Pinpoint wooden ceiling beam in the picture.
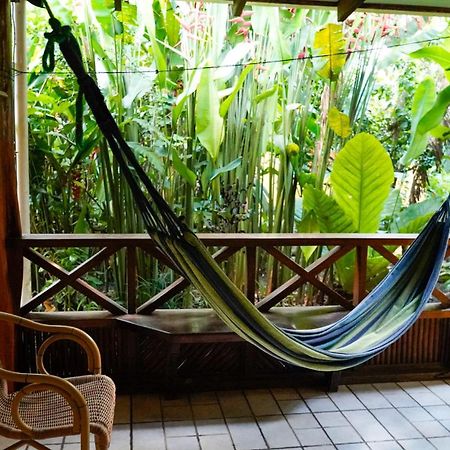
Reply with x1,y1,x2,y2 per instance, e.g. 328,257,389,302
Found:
232,0,247,17
337,0,366,21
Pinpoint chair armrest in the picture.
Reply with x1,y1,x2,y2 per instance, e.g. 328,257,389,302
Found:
0,366,90,439
0,312,102,374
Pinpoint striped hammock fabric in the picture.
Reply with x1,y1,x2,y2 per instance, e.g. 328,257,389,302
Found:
43,16,450,371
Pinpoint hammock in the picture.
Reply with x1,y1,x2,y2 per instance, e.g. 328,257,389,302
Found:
37,13,450,371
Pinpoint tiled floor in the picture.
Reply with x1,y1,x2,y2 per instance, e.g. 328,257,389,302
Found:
4,380,450,449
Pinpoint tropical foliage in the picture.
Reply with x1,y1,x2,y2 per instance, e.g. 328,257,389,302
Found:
25,1,450,310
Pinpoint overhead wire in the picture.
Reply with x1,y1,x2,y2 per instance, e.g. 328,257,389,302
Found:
4,33,450,78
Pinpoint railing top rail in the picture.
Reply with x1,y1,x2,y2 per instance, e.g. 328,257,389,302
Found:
17,233,446,248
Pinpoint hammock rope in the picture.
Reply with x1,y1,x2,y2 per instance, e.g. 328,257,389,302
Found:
38,11,450,371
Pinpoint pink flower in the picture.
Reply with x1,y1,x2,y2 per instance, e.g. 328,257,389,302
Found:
229,16,245,24
236,26,249,37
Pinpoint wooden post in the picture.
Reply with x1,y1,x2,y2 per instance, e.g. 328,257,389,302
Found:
14,0,31,306
337,0,366,21
0,0,22,370
352,245,367,305
246,246,256,304
127,245,137,314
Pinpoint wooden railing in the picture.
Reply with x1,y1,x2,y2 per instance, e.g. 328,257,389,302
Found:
18,233,450,316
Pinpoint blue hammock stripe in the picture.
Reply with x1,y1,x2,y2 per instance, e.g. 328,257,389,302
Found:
42,16,450,372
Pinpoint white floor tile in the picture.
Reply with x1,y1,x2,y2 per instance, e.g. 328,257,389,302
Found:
305,397,338,413
413,420,450,438
109,424,131,450
425,404,450,420
343,410,392,442
397,406,434,422
294,427,332,446
285,412,320,429
195,418,228,436
199,434,234,450
373,383,401,393
367,441,403,449
329,386,366,410
133,422,165,450
64,433,95,444
164,420,196,437
398,382,445,406
162,404,193,421
324,425,362,444
117,382,450,450
245,390,281,416
132,393,162,423
370,408,421,440
227,417,267,450
422,380,450,403
278,398,309,414
428,436,450,450
298,386,328,399
161,396,190,407
218,391,252,418
336,443,370,449
257,415,300,448
315,411,349,427
271,387,301,400
440,418,450,430
302,446,334,450
166,435,200,450
114,395,131,424
397,438,435,449
189,391,218,405
348,385,392,409
191,403,223,420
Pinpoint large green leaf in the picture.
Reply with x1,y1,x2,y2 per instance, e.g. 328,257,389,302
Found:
389,198,443,233
297,210,320,263
172,66,203,125
430,125,450,140
122,73,156,109
410,46,450,82
209,157,242,181
302,185,389,293
330,133,394,233
172,150,196,188
328,107,351,138
219,64,254,117
214,42,254,82
417,85,450,135
165,4,181,48
138,0,167,88
303,185,355,233
400,78,436,165
381,189,403,220
313,23,346,81
195,68,224,161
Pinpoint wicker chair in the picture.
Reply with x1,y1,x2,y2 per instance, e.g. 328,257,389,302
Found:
0,312,115,450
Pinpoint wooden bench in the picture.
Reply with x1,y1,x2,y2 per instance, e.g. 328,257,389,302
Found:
117,306,348,394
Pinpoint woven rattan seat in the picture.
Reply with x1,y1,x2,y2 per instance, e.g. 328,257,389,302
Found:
0,313,116,450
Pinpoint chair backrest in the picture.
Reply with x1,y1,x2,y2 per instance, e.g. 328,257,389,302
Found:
0,362,7,400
